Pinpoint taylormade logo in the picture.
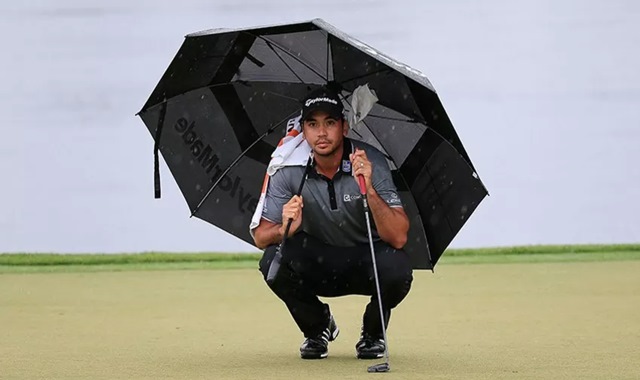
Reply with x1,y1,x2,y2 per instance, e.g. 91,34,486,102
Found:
305,97,338,107
173,117,258,215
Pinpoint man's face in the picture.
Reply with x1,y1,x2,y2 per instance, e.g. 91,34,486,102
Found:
302,111,348,157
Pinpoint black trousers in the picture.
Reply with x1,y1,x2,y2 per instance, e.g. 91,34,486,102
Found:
259,233,413,338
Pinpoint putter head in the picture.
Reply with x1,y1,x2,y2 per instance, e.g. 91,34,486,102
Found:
367,362,390,373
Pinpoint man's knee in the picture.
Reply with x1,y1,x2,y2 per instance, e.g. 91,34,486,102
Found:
375,246,413,302
258,245,278,282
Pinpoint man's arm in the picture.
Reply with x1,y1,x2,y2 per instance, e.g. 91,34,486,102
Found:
253,195,304,249
253,219,283,249
250,169,297,249
350,147,409,249
365,190,409,249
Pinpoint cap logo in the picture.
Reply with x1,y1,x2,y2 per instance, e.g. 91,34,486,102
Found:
305,97,338,107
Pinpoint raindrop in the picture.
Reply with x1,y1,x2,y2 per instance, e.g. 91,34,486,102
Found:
317,256,324,264
449,181,454,186
461,205,468,214
196,184,202,191
200,95,205,100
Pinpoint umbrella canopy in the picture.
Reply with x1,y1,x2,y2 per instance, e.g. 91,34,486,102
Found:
137,18,488,269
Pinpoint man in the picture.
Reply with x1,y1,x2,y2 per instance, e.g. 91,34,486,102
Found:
252,87,413,360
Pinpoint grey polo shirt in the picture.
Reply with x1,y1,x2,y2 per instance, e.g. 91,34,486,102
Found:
262,138,403,247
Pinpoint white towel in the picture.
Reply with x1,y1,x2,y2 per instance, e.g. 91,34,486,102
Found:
250,114,311,236
266,116,312,175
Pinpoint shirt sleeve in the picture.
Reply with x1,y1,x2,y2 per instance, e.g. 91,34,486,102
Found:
369,149,404,208
261,169,293,224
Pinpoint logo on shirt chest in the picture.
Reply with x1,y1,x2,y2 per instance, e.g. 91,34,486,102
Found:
343,193,362,202
341,160,352,173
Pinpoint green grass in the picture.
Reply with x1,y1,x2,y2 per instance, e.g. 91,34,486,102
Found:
0,252,262,266
445,243,640,256
2,261,640,379
1,244,639,273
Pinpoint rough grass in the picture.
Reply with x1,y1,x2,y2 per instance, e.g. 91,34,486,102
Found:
1,244,639,274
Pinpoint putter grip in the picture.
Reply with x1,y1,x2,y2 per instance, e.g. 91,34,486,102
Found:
357,175,366,195
265,218,293,285
265,249,281,284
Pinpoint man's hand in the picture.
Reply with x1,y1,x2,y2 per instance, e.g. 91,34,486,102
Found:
349,148,373,193
279,195,303,237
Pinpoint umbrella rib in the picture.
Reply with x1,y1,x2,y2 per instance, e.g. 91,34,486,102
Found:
356,117,396,163
262,39,306,84
365,113,420,123
191,109,302,216
257,35,328,82
326,31,331,81
338,68,393,87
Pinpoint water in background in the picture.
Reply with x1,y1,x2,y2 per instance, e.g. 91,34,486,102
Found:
1,0,639,253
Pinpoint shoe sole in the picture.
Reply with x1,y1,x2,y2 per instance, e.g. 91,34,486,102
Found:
357,352,384,360
301,351,329,359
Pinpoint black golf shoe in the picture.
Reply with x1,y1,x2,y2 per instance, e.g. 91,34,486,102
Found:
355,332,385,359
300,315,340,359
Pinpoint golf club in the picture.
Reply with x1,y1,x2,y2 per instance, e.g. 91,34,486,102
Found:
266,156,313,285
357,175,391,373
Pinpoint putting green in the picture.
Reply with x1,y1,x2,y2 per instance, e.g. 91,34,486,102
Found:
1,261,639,379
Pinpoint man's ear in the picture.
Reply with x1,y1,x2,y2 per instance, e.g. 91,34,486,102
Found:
342,119,350,137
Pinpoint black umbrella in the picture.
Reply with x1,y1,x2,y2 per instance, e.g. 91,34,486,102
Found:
137,18,487,269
